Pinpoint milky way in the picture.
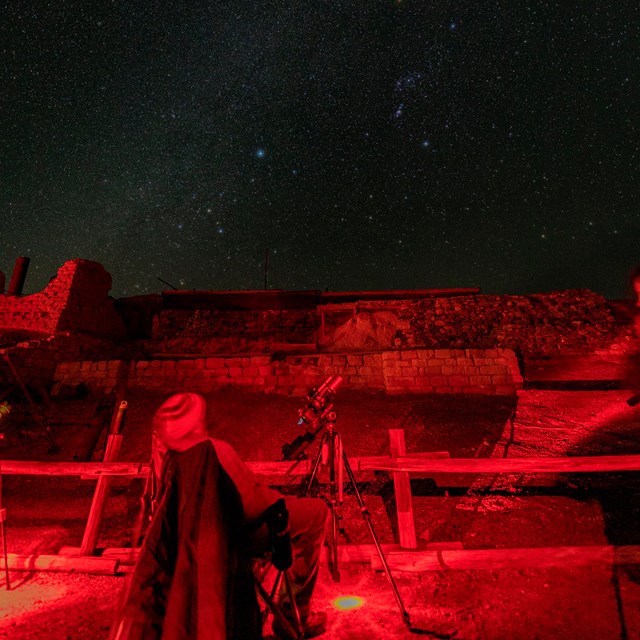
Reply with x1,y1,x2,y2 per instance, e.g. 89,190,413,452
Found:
2,2,638,298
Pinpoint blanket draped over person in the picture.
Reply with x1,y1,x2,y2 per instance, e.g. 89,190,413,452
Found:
113,440,262,640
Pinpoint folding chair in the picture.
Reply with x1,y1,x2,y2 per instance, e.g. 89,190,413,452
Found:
254,499,304,640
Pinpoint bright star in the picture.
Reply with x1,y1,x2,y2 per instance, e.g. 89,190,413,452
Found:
255,148,266,158
421,139,431,148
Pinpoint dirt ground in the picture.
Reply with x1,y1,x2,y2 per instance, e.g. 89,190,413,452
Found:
1,388,640,639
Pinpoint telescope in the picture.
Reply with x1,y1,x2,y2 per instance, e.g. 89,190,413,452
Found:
281,375,343,460
279,374,424,632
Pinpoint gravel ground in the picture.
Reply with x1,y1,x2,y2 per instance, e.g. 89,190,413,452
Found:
1,388,640,639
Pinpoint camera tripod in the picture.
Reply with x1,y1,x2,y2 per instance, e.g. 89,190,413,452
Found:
302,412,423,633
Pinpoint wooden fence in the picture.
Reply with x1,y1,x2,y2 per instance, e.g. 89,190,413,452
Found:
2,429,640,575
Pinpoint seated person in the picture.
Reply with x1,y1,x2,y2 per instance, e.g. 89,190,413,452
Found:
151,392,328,639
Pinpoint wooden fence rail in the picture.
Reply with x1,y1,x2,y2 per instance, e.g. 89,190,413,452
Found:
370,545,640,572
3,453,640,478
359,454,640,474
21,543,640,575
3,438,640,558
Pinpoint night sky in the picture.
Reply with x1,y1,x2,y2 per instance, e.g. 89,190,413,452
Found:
3,2,638,299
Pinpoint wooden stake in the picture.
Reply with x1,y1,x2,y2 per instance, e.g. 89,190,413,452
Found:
79,401,127,556
388,429,417,549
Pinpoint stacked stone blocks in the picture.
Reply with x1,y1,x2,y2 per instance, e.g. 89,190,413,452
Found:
54,348,522,396
0,259,125,339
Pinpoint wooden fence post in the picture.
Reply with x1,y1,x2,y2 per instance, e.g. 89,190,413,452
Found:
388,429,417,549
79,401,128,556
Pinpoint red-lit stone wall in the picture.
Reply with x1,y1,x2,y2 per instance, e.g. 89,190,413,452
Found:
147,290,620,358
0,259,126,339
1,334,132,387
0,259,128,388
150,308,319,353
54,347,522,396
403,289,618,356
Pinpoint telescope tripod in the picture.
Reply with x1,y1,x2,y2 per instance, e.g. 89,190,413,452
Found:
304,416,420,633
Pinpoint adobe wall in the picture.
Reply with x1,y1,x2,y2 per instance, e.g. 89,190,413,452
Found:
53,347,522,396
148,289,620,358
401,289,619,356
1,334,133,387
150,308,319,354
0,259,126,340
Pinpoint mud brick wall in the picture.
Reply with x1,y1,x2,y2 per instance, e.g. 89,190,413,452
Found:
54,348,522,396
1,333,130,387
0,259,125,339
144,289,621,358
150,309,319,353
401,289,618,356
1,343,60,387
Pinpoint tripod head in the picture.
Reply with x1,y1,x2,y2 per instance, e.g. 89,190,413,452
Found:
281,375,343,460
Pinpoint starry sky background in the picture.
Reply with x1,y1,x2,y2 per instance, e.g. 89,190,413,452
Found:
2,1,638,299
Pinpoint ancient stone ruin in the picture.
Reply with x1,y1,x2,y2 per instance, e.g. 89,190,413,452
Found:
0,258,635,398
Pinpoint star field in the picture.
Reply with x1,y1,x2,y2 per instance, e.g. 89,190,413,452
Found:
2,2,638,298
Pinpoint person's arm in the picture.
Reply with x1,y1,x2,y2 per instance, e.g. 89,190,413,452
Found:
211,439,282,522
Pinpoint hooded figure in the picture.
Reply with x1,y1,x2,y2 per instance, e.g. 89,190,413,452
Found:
114,394,262,640
115,393,327,640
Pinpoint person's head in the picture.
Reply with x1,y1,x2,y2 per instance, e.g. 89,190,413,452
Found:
152,393,210,473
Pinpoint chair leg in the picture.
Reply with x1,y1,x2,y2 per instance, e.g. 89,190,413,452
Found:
255,569,304,640
282,570,303,635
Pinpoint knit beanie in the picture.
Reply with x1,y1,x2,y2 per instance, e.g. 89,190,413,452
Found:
152,392,209,452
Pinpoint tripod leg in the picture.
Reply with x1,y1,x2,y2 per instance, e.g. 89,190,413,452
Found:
328,430,340,582
304,432,341,581
341,450,413,631
337,434,344,505
329,497,340,582
304,433,327,498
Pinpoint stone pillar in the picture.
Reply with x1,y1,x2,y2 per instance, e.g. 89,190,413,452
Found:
7,257,30,296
